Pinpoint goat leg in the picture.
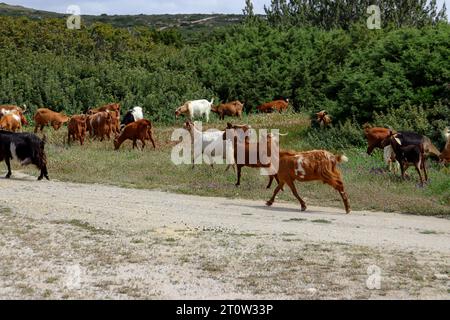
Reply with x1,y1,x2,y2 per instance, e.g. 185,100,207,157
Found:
415,164,425,187
38,165,49,181
266,176,275,189
267,183,284,206
149,134,156,149
286,180,307,211
339,191,351,214
5,158,12,179
422,157,428,182
235,166,242,186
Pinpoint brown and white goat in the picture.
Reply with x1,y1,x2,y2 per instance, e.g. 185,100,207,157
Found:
316,111,332,128
0,113,22,132
266,150,351,214
0,105,28,126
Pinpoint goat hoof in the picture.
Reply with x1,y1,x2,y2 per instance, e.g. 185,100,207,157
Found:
301,206,307,212
266,201,273,207
5,174,11,179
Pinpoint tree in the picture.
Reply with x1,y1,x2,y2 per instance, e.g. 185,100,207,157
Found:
263,0,449,29
243,0,255,17
243,0,259,24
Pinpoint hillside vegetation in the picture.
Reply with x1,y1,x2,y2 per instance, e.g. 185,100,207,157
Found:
0,2,245,36
1,1,449,214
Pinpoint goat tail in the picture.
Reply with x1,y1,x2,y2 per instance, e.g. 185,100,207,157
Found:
335,154,349,164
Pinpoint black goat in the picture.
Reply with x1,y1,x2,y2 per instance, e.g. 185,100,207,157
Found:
395,131,440,158
382,131,428,185
120,107,143,130
0,130,49,180
121,111,135,130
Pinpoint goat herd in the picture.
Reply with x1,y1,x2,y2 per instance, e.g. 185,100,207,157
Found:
0,98,449,214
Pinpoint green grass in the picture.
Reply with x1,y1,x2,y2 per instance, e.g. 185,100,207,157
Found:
17,113,450,217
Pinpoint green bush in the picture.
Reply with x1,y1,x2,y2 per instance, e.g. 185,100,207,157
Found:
0,16,448,128
304,118,365,150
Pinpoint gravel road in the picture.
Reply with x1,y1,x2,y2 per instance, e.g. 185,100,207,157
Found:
1,173,449,299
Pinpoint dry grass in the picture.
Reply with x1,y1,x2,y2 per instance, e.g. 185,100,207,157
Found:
15,112,450,216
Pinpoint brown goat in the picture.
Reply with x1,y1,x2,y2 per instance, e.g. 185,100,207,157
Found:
108,110,121,135
211,101,244,120
67,115,87,146
114,119,156,150
224,123,282,186
364,126,392,155
87,103,121,134
266,150,351,214
88,103,121,115
89,111,113,141
34,108,70,133
256,99,289,113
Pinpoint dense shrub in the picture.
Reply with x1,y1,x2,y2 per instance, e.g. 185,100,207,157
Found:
305,118,366,150
0,15,448,129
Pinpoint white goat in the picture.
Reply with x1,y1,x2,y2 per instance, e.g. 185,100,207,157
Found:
121,106,144,129
175,99,213,123
184,121,235,171
131,106,144,121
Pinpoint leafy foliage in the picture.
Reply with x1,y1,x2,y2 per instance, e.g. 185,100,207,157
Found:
0,9,448,130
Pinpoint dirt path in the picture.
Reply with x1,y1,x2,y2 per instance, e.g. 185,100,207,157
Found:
0,173,449,299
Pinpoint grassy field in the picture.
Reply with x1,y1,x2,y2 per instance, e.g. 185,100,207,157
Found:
17,113,450,217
